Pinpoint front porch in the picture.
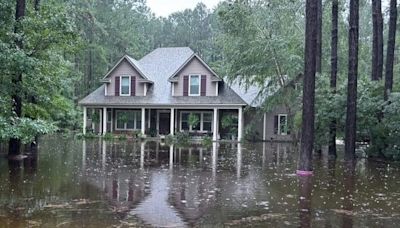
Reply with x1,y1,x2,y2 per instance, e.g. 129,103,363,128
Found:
82,106,244,141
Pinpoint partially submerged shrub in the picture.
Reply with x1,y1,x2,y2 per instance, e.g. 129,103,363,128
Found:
117,134,127,141
202,136,212,146
103,132,114,140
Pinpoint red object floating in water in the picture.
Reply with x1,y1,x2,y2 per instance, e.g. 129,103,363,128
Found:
296,170,314,176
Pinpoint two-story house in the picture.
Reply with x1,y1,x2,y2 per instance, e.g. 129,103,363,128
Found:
79,47,291,141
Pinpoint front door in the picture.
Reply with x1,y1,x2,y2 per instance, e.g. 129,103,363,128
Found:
158,112,170,135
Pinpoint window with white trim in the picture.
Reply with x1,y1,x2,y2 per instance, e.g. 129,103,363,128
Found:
115,110,141,130
120,76,130,96
202,113,212,131
189,75,200,96
278,114,288,135
180,111,213,132
107,110,112,122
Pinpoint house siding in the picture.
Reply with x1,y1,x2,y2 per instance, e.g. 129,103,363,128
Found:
243,106,292,142
264,106,292,141
173,58,217,96
106,59,146,96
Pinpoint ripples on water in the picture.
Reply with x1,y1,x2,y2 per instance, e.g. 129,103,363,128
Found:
0,135,400,227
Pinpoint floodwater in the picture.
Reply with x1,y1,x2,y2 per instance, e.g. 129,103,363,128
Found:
0,136,400,227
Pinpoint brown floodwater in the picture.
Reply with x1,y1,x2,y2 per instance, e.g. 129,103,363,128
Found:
0,135,400,227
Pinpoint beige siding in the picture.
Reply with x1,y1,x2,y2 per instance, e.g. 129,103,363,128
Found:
244,106,292,142
264,106,292,141
106,59,146,96
173,57,218,96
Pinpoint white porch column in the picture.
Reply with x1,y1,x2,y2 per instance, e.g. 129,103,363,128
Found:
147,109,151,128
103,107,107,135
141,108,146,135
83,107,87,134
213,108,218,141
140,142,145,169
169,144,174,170
263,113,267,141
212,142,217,179
170,108,175,135
110,108,113,133
237,143,242,179
98,109,102,135
238,107,243,141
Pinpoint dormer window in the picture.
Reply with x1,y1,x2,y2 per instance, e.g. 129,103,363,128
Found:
120,76,130,96
189,74,200,96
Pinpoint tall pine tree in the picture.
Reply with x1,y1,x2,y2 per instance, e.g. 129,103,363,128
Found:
344,0,359,161
384,0,397,101
328,0,339,159
298,0,318,172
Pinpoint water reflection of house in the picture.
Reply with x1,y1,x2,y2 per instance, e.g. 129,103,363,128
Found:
168,168,217,226
80,140,295,226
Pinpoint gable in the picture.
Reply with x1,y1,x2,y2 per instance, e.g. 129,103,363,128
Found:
103,55,149,80
170,55,221,81
107,59,146,80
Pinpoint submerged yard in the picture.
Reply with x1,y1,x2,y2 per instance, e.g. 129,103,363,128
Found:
0,135,399,227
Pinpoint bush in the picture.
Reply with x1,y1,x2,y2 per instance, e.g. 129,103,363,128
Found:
103,132,114,140
202,136,212,146
175,131,190,145
117,134,127,141
146,128,157,137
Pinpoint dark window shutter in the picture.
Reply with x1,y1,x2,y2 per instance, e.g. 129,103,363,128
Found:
274,115,278,134
201,75,206,96
115,76,120,96
131,76,136,96
183,75,189,96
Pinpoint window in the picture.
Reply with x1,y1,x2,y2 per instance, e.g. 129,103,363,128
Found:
181,113,189,130
107,111,112,122
189,75,200,96
116,110,141,130
180,111,213,132
278,114,288,135
202,113,212,131
192,113,201,131
120,76,130,96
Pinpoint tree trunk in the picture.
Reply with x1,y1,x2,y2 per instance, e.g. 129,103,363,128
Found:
299,0,318,172
34,0,40,11
372,0,383,81
328,0,338,159
9,0,26,157
344,0,359,161
384,0,397,101
316,0,322,73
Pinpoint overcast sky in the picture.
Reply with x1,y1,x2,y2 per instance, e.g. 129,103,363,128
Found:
147,0,222,17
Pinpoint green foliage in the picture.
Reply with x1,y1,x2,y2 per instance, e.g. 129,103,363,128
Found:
146,128,157,137
83,132,97,139
103,133,114,141
188,114,200,130
0,117,57,144
202,136,212,146
221,114,238,135
117,134,128,141
165,134,176,145
314,74,400,159
217,0,304,92
175,132,191,145
165,132,191,146
116,113,128,125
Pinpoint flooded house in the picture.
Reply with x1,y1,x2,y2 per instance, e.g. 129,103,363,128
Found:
78,47,291,141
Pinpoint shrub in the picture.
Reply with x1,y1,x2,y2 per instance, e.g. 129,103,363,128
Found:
117,134,127,141
103,132,114,140
202,136,212,146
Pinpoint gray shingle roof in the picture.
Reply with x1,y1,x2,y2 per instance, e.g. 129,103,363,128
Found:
79,47,247,107
228,77,278,108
